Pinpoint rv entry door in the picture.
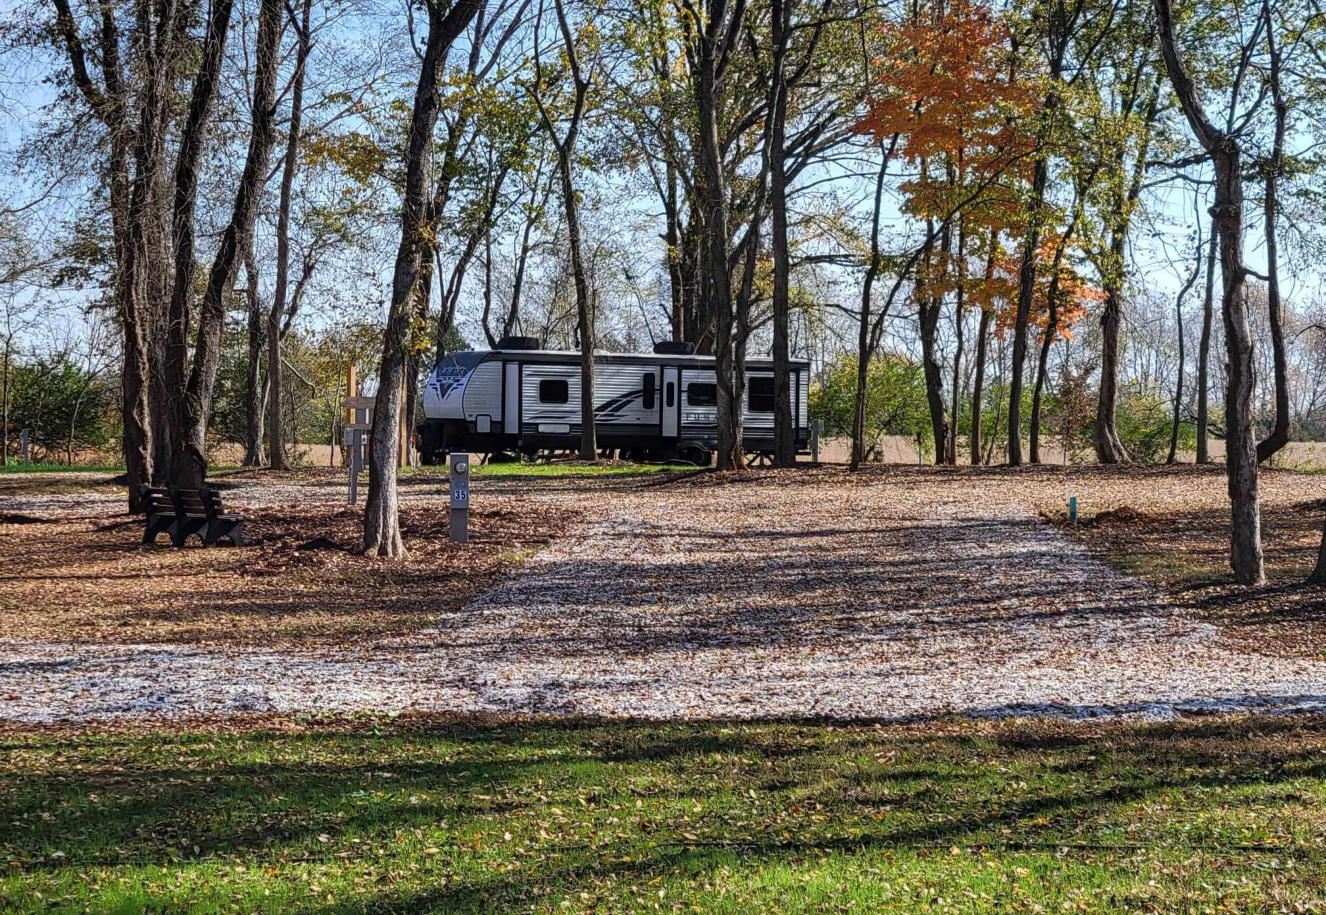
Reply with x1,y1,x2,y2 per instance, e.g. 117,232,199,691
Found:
661,366,679,438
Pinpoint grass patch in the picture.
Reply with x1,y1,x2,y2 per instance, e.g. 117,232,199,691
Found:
409,461,695,478
0,462,124,474
3,715,1326,912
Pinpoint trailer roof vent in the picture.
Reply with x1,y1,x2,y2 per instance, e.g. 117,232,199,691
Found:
497,335,542,350
653,340,696,356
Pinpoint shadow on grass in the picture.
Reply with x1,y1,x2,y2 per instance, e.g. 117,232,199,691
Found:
4,714,1326,913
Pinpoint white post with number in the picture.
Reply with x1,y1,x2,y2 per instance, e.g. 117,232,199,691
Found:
449,453,470,543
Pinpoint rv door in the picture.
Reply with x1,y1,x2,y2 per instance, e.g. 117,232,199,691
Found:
661,366,679,438
503,362,519,435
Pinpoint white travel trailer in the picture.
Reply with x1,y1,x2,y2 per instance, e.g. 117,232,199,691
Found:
418,337,811,465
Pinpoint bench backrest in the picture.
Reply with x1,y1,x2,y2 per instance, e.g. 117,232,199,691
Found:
137,484,225,518
137,485,173,517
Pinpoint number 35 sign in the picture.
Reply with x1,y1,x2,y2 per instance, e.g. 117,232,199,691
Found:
449,453,470,542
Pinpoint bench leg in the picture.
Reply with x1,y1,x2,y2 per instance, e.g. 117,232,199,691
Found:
206,520,244,547
143,517,166,544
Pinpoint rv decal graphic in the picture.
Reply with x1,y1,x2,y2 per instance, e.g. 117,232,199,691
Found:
433,362,473,399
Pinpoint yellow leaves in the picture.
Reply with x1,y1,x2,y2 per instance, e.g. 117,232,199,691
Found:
301,133,388,188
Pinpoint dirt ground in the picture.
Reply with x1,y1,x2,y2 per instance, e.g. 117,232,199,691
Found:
0,469,576,645
4,464,1326,723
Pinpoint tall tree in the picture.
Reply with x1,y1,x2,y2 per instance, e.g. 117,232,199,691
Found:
1256,0,1289,465
363,0,482,558
48,0,191,508
531,0,596,460
1006,0,1083,466
1154,0,1264,585
169,0,284,488
686,0,749,469
268,0,315,471
1196,213,1215,463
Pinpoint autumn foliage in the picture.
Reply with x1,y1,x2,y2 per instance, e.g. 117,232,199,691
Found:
859,0,1096,342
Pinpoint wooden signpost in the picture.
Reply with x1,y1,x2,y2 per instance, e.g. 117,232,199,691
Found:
342,365,416,505
344,391,374,505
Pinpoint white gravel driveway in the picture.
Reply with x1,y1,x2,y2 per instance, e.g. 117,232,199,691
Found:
5,470,1326,723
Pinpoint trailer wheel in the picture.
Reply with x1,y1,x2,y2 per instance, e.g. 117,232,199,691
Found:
676,444,712,466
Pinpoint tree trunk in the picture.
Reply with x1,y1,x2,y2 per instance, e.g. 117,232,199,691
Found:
768,0,794,467
1196,214,1216,463
1031,220,1075,465
1007,153,1048,466
1094,86,1158,465
1,339,9,467
947,225,966,466
169,0,282,489
693,2,742,470
1167,214,1202,464
364,0,480,557
970,307,991,466
242,252,267,466
665,162,684,341
50,0,158,508
1311,522,1326,585
917,232,948,465
268,0,312,471
851,139,891,471
1155,0,1264,585
1029,288,1058,465
1257,11,1289,465
1167,287,1187,465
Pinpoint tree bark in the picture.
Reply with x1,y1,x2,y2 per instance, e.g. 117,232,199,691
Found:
268,0,313,471
970,306,991,466
947,222,967,465
1311,522,1326,585
1031,212,1079,464
692,0,746,470
851,138,892,471
1155,0,1264,585
1196,214,1216,463
917,225,948,464
1008,151,1049,466
1029,268,1061,465
168,0,281,488
1257,4,1289,465
536,0,594,460
769,0,795,467
364,0,480,557
242,251,267,466
1094,84,1158,465
50,0,172,509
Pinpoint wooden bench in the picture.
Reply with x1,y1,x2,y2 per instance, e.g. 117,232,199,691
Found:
138,484,245,547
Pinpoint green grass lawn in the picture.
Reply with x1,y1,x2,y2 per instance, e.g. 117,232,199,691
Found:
411,461,695,478
3,716,1325,913
0,462,125,474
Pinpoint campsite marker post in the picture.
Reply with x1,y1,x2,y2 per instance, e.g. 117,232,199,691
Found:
449,453,469,543
343,394,375,505
1069,497,1078,524
20,429,29,464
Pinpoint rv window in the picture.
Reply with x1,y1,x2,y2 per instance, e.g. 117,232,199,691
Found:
687,382,717,406
748,376,775,413
642,373,656,410
665,381,675,408
538,379,569,404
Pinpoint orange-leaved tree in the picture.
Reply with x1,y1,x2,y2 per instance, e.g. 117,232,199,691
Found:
857,0,1043,463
